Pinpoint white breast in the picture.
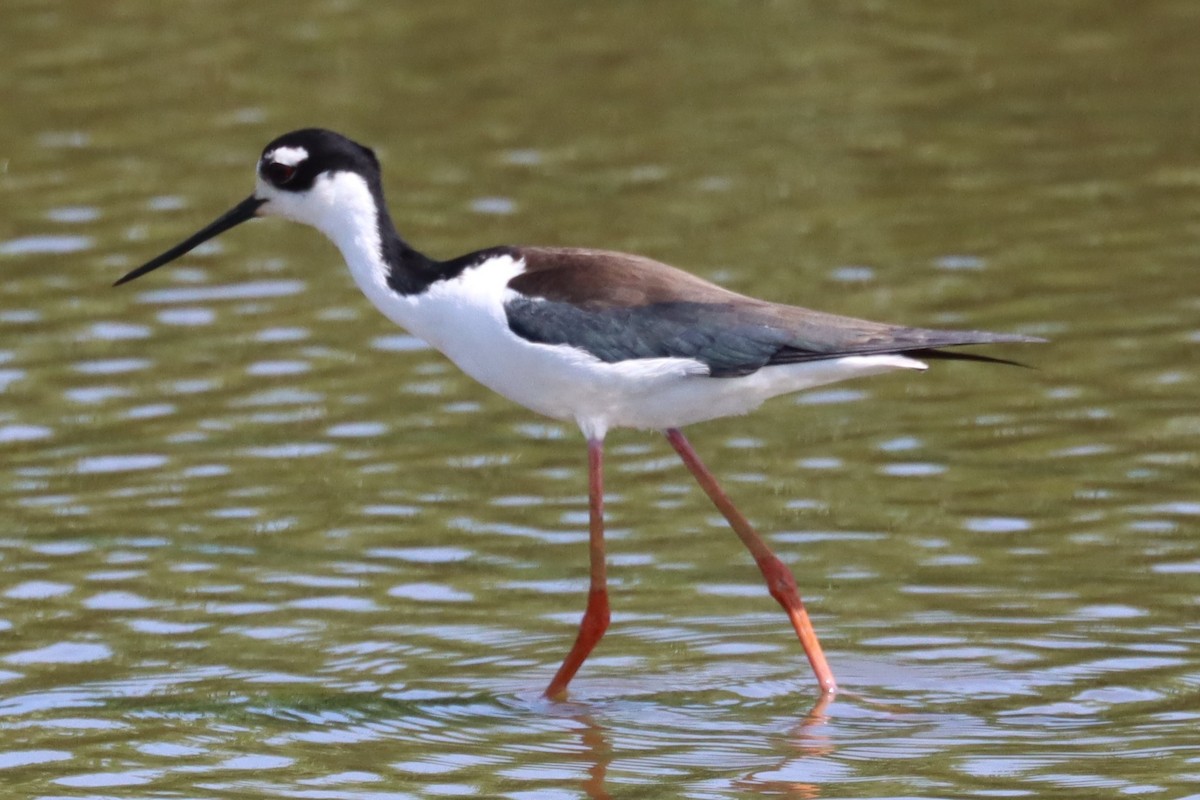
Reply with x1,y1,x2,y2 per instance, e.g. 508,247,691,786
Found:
302,173,927,440
357,254,926,439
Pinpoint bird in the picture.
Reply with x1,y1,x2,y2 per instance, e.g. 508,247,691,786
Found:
114,128,1043,699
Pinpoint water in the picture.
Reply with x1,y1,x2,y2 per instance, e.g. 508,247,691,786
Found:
2,1,1199,797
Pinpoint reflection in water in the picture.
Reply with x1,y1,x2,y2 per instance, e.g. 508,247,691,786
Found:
575,711,613,800
577,700,828,798
0,518,1195,792
735,693,834,798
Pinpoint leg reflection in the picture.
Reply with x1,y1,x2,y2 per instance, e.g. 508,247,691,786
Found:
735,692,835,798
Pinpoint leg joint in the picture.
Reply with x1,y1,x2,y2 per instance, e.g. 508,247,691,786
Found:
757,555,800,604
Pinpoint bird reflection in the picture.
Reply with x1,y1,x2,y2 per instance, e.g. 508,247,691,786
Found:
579,713,613,800
734,692,834,797
565,693,834,799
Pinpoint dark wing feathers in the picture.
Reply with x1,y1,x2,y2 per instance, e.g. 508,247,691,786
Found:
504,247,1041,376
506,297,795,377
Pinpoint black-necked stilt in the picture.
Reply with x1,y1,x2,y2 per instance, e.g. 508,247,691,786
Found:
116,128,1043,699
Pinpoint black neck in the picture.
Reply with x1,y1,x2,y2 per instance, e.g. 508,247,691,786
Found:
379,217,440,296
376,206,519,298
361,178,439,295
369,178,519,297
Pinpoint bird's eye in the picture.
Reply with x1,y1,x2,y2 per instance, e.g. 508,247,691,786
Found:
264,161,297,185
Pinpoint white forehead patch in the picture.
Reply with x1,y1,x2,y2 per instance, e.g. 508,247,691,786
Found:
267,145,309,167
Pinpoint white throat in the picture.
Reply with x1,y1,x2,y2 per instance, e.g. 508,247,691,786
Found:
259,170,393,304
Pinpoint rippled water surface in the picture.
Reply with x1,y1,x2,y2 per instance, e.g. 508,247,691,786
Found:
3,1,1199,797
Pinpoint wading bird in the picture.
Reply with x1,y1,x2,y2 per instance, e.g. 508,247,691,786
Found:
116,129,1041,698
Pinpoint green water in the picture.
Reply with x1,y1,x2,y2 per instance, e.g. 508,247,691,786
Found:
2,1,1198,797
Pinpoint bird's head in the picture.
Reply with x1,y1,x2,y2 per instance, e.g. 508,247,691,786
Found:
114,128,385,287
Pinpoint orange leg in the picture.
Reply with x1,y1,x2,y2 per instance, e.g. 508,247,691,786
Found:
545,438,611,700
665,428,837,694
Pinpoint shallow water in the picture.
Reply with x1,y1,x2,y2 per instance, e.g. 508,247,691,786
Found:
2,1,1199,797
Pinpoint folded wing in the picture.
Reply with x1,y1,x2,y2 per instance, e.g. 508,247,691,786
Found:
504,247,1041,378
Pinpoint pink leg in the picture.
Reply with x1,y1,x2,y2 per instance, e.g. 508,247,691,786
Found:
545,438,611,700
665,428,837,694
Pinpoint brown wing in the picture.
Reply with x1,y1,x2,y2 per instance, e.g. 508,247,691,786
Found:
505,247,1041,376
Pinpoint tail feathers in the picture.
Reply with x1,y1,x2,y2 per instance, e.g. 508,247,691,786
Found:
769,331,1046,368
905,331,1047,369
905,347,1036,369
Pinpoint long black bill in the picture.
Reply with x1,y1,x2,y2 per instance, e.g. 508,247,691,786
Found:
113,195,267,287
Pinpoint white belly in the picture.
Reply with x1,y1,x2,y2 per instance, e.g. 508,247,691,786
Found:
348,253,927,439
